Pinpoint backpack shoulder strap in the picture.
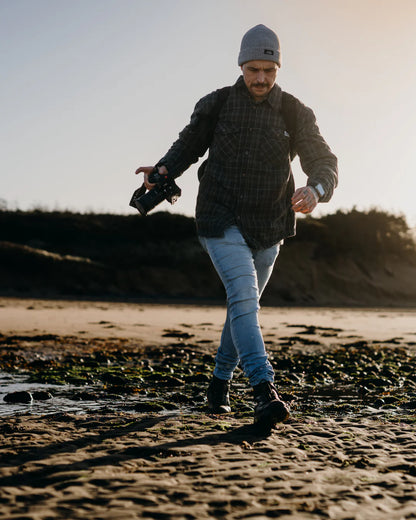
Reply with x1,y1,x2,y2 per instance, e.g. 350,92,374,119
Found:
209,86,232,123
281,91,298,160
197,86,231,180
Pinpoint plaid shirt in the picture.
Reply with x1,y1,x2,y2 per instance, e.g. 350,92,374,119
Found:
158,76,338,249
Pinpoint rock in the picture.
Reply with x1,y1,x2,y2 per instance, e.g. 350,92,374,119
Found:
184,373,210,383
373,398,385,408
4,391,33,403
162,376,185,387
401,400,416,410
32,390,53,400
170,392,192,404
101,373,129,385
363,377,392,388
72,391,99,401
134,401,165,412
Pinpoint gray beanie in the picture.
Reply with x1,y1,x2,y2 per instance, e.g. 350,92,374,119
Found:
238,24,281,67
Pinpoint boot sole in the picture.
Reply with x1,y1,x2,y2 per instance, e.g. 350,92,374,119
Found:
254,400,289,432
207,405,231,414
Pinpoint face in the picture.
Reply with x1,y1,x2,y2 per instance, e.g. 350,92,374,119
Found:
241,60,278,101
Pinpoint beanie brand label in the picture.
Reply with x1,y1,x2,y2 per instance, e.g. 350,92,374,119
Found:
264,49,274,55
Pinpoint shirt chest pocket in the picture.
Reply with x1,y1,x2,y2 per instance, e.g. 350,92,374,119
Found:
258,128,291,167
212,123,240,163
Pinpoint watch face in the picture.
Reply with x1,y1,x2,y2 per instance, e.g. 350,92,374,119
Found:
315,184,325,197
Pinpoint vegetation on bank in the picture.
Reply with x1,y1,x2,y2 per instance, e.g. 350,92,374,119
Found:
297,209,416,264
0,208,415,304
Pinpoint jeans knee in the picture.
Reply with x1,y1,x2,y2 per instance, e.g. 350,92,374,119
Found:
226,274,258,302
227,280,259,316
228,296,259,321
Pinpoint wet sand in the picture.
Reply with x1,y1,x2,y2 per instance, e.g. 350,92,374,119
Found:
1,298,416,520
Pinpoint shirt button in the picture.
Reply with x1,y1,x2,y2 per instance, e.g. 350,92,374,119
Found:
245,151,249,156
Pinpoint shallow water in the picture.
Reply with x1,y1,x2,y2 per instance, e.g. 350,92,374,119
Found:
1,370,413,423
0,371,195,417
0,372,129,416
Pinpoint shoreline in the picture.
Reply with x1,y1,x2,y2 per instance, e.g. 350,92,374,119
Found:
2,292,416,308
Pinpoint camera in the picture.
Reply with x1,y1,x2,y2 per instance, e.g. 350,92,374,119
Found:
129,168,181,216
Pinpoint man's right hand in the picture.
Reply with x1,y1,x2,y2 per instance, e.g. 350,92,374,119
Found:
291,186,319,214
135,165,168,190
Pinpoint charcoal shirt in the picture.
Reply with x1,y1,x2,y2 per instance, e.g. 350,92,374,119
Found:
157,76,338,250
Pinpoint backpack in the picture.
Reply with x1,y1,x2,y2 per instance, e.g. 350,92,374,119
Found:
197,87,298,181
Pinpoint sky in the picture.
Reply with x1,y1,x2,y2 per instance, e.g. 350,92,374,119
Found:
1,0,416,226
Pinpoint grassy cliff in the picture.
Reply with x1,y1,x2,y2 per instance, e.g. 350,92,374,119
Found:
0,209,415,306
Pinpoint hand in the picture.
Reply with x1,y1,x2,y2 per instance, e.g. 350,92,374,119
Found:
135,165,168,190
291,186,319,214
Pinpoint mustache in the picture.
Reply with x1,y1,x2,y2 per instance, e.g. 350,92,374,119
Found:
253,82,269,88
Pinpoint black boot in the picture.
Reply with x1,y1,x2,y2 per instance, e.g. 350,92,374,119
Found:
207,375,231,414
253,381,289,432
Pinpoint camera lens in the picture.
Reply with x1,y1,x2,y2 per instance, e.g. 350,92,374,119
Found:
133,185,166,216
134,200,148,216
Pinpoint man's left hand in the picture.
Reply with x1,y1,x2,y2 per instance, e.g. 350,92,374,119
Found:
291,186,319,214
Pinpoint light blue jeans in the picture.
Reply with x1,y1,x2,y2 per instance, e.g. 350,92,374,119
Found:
199,226,280,387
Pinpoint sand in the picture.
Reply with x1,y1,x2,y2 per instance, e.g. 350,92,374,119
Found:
2,297,416,346
1,297,416,520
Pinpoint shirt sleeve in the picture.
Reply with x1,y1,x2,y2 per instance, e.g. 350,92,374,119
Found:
292,101,338,202
156,91,221,179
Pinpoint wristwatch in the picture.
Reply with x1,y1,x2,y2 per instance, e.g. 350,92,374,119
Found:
314,183,325,200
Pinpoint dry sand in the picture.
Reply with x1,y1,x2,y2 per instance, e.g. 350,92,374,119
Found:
1,298,416,520
1,297,416,346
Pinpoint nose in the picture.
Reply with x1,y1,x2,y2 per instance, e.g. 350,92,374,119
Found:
256,70,266,83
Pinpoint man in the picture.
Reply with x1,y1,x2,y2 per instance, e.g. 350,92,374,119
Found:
136,24,338,432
